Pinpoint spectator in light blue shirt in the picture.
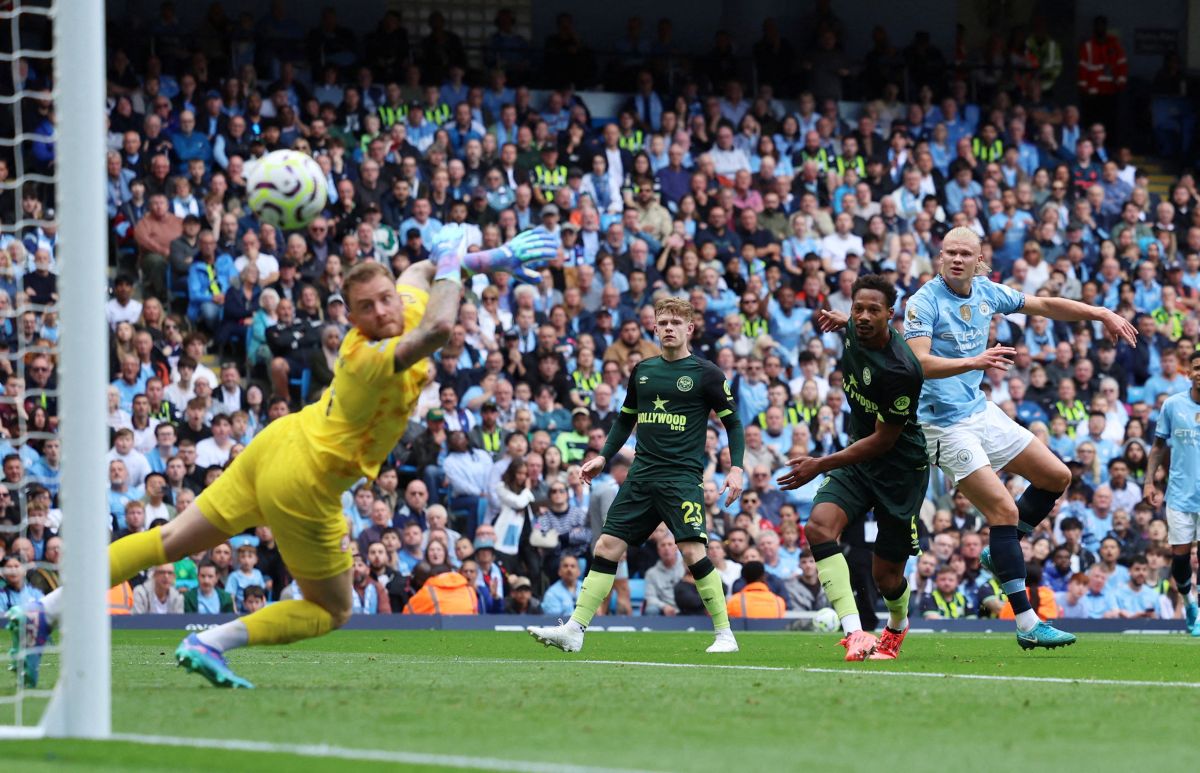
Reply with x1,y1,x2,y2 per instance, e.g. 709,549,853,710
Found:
111,354,149,414
944,166,983,215
736,364,769,427
224,543,268,613
1079,567,1120,618
398,200,444,247
987,189,1035,273
1055,572,1090,618
1113,557,1160,618
1143,351,1190,405
541,555,581,617
1,555,44,613
351,553,382,614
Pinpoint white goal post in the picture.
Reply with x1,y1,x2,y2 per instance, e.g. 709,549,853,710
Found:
0,0,110,740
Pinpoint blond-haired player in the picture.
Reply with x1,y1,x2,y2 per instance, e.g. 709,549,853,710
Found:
529,297,745,654
9,226,557,688
902,226,1136,649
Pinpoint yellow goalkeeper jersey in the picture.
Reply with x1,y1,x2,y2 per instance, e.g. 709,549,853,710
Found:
297,283,431,483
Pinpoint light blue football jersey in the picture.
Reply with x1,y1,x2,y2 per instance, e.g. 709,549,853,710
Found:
1156,390,1200,513
903,275,1025,427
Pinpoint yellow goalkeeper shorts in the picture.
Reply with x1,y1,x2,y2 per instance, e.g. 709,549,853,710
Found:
195,414,352,581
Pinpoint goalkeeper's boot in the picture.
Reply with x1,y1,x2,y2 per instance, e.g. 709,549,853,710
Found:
839,630,878,661
527,620,584,653
979,546,996,576
1016,621,1076,650
706,627,739,653
1184,598,1198,631
869,625,909,660
5,600,52,688
175,634,254,689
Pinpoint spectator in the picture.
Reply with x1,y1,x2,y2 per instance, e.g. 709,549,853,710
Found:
643,534,686,615
921,566,969,619
504,574,542,614
402,565,479,614
727,560,786,618
1,554,44,612
541,554,582,617
132,192,183,300
442,430,492,537
132,563,184,613
183,560,234,613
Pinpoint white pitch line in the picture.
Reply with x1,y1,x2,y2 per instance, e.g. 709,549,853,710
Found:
120,654,1200,688
798,667,1200,689
577,658,787,671
111,733,662,773
440,657,1200,688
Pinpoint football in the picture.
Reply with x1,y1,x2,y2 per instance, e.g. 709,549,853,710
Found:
812,607,841,633
245,149,328,230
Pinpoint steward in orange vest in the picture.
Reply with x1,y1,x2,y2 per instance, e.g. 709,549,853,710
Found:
403,569,479,614
727,561,786,618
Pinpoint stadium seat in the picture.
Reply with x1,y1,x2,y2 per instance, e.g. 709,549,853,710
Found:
628,578,645,616
290,368,311,404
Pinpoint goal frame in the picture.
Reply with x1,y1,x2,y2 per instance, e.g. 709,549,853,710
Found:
0,0,111,740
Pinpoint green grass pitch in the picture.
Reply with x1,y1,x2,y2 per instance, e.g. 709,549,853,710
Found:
3,630,1196,771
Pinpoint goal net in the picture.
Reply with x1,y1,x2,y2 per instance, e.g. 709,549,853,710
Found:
0,0,110,739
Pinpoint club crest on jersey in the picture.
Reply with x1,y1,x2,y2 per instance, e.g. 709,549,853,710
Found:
979,301,992,316
893,396,911,411
862,367,872,386
959,304,972,322
676,376,694,392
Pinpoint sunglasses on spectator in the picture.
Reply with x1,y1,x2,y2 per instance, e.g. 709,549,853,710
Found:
550,487,567,493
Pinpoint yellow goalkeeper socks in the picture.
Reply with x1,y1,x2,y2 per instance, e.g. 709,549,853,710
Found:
109,527,167,586
243,600,334,646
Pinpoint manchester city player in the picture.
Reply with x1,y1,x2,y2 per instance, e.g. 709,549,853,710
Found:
904,227,1137,649
528,297,745,654
1144,349,1200,636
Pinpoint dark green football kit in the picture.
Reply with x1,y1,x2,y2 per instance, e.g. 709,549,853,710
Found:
813,319,928,562
600,354,744,546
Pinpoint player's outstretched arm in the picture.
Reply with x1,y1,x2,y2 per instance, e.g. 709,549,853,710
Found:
906,336,1016,379
1022,295,1138,347
462,227,559,283
394,228,466,370
777,420,904,490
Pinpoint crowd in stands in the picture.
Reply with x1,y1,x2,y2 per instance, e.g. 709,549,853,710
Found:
1,4,1198,623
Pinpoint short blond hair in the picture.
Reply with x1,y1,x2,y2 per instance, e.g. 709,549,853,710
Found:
941,226,991,276
343,261,396,306
654,297,694,321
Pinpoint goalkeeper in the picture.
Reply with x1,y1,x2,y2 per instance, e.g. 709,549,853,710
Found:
8,227,558,689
